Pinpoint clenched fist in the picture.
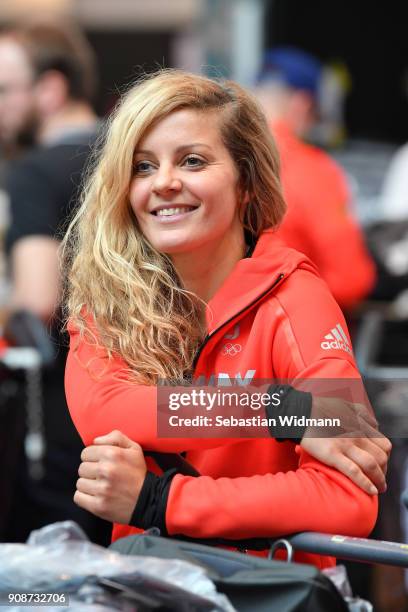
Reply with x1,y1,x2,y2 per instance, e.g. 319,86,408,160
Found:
74,430,147,524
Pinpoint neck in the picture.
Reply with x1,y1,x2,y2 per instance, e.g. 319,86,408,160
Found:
38,101,97,145
171,230,246,304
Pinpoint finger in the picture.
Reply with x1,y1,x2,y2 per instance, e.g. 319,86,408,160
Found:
81,445,106,462
346,444,386,493
334,435,389,479
329,453,378,495
93,430,135,449
73,490,109,520
365,434,392,456
358,413,379,431
82,443,141,469
356,438,390,475
76,477,100,496
78,461,99,479
74,489,98,513
357,411,380,433
346,438,388,476
350,420,382,439
377,436,392,456
345,434,389,464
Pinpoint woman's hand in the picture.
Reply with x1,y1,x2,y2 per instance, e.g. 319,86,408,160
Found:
74,430,147,523
300,395,392,495
300,434,391,495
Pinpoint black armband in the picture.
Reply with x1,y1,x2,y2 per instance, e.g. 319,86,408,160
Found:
129,468,178,536
266,384,312,443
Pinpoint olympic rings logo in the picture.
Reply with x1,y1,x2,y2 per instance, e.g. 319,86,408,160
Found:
222,343,242,356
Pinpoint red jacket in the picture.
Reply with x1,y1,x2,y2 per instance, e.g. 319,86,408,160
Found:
65,231,377,569
273,121,376,309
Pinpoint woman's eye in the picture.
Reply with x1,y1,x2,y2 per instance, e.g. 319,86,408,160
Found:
183,155,205,168
134,160,154,174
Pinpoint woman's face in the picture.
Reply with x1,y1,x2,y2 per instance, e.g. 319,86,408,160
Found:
128,108,244,257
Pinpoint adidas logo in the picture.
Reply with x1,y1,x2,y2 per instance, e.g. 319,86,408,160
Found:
321,323,352,354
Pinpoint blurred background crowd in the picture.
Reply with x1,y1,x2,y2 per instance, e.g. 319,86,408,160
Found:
0,1,408,610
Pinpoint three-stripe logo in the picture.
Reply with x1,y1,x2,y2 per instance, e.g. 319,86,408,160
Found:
321,323,352,354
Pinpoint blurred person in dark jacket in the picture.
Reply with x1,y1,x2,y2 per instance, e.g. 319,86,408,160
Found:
254,47,376,312
0,18,109,544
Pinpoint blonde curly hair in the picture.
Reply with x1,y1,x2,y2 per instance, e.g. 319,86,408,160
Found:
63,69,286,384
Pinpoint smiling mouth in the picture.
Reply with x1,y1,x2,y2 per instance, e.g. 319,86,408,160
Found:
152,205,199,217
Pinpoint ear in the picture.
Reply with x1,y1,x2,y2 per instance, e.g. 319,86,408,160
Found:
236,168,250,203
237,184,251,229
237,180,250,211
242,190,251,206
238,181,250,202
34,70,69,116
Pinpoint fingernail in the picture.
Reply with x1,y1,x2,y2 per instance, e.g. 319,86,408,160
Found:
370,485,378,495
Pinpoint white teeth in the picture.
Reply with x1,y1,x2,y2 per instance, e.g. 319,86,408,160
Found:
156,207,195,217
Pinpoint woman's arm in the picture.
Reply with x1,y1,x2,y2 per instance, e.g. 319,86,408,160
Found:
164,450,377,539
65,322,233,453
67,332,389,491
75,430,377,540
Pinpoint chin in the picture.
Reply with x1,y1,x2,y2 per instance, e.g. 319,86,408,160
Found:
157,240,205,256
146,231,217,257
148,236,202,256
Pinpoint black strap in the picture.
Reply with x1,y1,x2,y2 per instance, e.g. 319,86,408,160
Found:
146,451,200,476
266,385,312,442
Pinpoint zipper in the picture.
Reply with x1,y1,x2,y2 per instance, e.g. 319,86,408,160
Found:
152,273,285,479
193,273,285,370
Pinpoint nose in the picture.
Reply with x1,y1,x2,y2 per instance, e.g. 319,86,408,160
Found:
152,164,182,196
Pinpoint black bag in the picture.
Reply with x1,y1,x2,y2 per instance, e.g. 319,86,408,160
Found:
110,534,347,612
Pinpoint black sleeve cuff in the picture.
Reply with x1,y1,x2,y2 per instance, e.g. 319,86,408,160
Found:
265,384,312,443
129,468,178,536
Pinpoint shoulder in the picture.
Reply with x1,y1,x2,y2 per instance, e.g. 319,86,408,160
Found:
7,149,47,184
276,265,340,317
7,147,64,197
280,143,349,208
5,150,57,221
286,138,347,179
266,266,357,373
5,146,87,250
304,144,347,181
8,143,91,184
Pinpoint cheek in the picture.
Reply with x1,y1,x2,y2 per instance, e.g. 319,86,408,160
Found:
220,179,241,221
199,172,240,213
128,180,148,216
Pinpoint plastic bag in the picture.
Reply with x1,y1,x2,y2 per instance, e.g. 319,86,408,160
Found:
323,565,373,612
0,521,235,611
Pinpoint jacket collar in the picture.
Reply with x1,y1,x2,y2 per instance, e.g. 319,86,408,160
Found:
205,229,317,334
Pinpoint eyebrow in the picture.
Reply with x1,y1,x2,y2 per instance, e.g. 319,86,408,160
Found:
134,143,212,155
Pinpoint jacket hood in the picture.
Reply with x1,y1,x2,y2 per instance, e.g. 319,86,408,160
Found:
206,229,319,333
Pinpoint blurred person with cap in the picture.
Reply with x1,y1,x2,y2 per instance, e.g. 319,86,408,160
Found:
0,18,109,544
254,46,376,311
